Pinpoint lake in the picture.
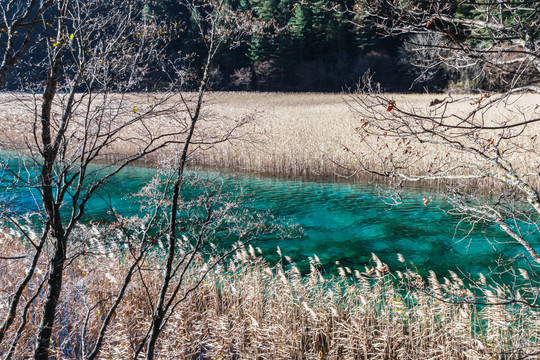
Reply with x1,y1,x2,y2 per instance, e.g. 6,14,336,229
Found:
2,156,538,278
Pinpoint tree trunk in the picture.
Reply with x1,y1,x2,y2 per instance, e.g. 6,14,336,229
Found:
33,1,67,355
33,234,66,360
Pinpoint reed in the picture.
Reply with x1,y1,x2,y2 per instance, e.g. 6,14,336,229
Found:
194,92,540,188
1,229,538,359
2,92,539,189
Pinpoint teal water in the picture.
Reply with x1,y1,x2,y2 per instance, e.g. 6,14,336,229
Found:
2,158,539,277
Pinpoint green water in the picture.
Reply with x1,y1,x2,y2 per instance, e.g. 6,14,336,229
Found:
2,159,538,277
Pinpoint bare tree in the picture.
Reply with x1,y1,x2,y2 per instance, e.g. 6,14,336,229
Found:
348,0,540,296
0,0,167,357
0,0,54,89
7,1,182,358
136,1,262,358
355,0,540,88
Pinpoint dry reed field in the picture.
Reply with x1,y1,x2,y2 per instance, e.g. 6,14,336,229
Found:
1,92,539,186
1,229,539,359
196,92,540,186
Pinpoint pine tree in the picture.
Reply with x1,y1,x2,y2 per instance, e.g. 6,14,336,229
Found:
289,2,309,39
257,0,279,21
246,0,279,61
238,0,252,12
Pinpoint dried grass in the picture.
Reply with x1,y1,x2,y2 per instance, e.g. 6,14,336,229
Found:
3,92,539,185
202,93,540,194
1,229,538,359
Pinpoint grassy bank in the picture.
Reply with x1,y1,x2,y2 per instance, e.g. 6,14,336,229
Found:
197,92,540,187
1,92,539,188
1,229,539,359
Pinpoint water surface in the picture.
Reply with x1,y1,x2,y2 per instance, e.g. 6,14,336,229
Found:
2,157,538,278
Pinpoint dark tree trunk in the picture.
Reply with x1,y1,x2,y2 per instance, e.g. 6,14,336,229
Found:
33,1,68,356
33,234,66,360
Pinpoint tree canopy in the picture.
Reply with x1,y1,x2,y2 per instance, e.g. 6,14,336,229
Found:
2,0,538,92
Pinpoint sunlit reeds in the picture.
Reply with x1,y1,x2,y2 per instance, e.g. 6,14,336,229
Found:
1,230,538,359
2,92,539,189
195,92,540,188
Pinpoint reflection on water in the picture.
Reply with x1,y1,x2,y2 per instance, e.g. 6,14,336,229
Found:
3,158,539,277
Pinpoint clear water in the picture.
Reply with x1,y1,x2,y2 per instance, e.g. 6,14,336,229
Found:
2,157,539,278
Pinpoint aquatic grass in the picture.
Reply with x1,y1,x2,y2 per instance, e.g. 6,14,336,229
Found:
0,230,538,359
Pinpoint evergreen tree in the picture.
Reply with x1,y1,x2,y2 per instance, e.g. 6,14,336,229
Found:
289,2,309,40
238,0,252,12
246,0,279,61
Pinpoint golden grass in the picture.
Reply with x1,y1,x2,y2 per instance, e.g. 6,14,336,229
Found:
196,92,540,185
1,229,539,359
1,91,539,187
2,93,539,358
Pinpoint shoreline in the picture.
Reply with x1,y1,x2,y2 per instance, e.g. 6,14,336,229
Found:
1,145,493,196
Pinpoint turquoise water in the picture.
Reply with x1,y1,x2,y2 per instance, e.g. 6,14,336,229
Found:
2,158,539,277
